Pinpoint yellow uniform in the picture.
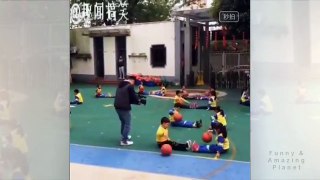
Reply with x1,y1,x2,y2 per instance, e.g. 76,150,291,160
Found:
216,133,230,150
76,93,84,103
209,96,217,108
174,95,184,105
216,112,227,127
161,86,166,95
11,129,28,153
156,125,169,142
240,92,249,103
169,114,174,122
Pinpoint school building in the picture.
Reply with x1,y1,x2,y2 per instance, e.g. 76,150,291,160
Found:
70,8,250,87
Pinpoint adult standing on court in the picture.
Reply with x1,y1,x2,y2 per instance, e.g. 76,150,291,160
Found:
114,76,140,146
118,55,125,79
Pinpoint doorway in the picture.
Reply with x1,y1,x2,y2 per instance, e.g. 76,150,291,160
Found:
181,43,185,86
115,36,127,79
94,37,104,78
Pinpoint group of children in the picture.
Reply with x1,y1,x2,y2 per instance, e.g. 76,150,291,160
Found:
156,87,230,159
137,82,220,111
173,88,219,110
70,85,115,105
70,83,243,159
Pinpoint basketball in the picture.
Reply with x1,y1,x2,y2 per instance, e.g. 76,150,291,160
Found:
173,112,183,121
202,132,213,143
161,144,172,156
139,86,145,92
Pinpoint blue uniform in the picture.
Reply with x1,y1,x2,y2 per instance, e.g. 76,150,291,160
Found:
197,133,229,154
169,109,196,128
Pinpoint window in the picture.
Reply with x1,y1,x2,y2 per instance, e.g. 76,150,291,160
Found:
150,44,166,67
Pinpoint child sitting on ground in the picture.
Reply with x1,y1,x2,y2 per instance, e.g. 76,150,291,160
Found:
152,84,166,96
197,88,217,100
193,90,218,110
192,122,229,159
210,106,227,128
95,85,114,98
70,89,84,105
240,88,250,106
156,117,192,151
182,86,217,100
138,82,149,96
168,108,202,128
173,90,197,109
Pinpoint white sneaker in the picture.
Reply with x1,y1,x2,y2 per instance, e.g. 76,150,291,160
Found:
122,135,132,140
186,140,192,150
120,141,133,146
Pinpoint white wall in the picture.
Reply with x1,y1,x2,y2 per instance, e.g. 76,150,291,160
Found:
71,38,94,75
70,29,91,54
310,1,320,64
104,37,116,75
71,21,178,77
126,21,176,77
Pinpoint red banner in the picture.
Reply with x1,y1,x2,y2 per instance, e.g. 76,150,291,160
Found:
194,29,198,50
214,31,218,50
222,27,227,49
223,35,227,49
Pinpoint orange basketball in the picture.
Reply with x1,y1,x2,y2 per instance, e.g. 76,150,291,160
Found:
161,144,172,156
139,86,145,91
202,132,213,143
173,112,183,121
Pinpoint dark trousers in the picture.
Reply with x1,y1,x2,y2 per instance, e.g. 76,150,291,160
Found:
196,106,218,110
240,101,250,106
157,140,188,151
171,120,194,128
174,103,191,109
70,100,82,105
96,94,115,98
115,109,131,142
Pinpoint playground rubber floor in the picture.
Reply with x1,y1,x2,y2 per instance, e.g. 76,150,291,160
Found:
70,83,250,162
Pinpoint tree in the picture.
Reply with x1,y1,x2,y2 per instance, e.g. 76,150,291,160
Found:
132,0,179,23
211,0,250,38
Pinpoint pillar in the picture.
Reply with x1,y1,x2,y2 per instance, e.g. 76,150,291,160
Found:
184,18,191,86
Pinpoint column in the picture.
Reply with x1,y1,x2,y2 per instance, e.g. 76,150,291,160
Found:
184,18,191,86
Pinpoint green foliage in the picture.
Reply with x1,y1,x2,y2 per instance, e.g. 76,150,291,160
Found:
128,0,181,23
211,0,222,18
211,0,250,37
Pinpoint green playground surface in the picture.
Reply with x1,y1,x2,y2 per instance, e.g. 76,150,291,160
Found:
70,83,250,162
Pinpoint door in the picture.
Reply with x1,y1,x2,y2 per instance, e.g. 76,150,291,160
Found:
115,36,127,79
94,37,104,78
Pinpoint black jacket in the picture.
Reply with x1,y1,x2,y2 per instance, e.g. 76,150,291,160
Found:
118,57,124,67
114,80,140,110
